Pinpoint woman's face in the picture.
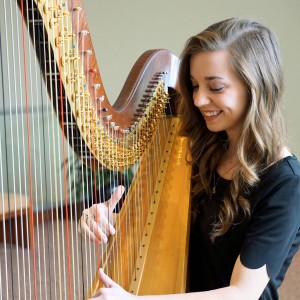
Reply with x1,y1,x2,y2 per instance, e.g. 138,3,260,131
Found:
190,50,249,142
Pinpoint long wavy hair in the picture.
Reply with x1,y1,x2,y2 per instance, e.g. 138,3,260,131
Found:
178,18,287,240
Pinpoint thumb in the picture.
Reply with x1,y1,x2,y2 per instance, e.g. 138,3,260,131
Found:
107,185,125,213
98,268,119,288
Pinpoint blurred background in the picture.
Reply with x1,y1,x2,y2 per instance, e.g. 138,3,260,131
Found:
83,0,300,156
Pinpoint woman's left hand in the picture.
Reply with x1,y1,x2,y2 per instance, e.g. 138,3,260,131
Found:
90,268,137,299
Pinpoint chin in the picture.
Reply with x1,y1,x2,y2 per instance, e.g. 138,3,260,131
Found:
206,125,224,133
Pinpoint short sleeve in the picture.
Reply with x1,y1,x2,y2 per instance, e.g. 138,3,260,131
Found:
240,174,300,279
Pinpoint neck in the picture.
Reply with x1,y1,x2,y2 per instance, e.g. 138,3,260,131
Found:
224,141,237,161
226,129,239,152
217,142,239,180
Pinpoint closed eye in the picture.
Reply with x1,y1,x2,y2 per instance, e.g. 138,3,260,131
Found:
192,85,199,92
210,86,224,92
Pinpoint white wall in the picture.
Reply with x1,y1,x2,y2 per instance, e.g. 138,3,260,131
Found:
0,1,298,208
83,0,300,156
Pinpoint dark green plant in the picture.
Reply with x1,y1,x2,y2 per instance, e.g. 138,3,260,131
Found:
63,155,134,204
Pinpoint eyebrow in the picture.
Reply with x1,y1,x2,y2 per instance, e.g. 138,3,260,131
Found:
190,75,224,81
205,76,224,80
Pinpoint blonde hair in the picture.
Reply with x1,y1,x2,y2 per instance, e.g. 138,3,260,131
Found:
178,18,286,240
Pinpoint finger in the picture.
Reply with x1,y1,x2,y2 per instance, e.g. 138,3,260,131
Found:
80,216,108,244
82,207,115,242
98,268,119,288
106,185,125,214
108,223,116,235
88,219,109,243
80,221,103,243
90,289,101,297
94,217,116,237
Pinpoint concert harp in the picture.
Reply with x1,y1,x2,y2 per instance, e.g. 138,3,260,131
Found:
0,0,191,298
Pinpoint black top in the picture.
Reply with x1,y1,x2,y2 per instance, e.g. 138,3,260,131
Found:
188,156,300,299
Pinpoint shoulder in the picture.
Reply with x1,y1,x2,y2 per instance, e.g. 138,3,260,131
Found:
260,155,300,184
249,155,300,216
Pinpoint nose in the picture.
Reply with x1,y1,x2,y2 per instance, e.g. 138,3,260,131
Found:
193,88,211,108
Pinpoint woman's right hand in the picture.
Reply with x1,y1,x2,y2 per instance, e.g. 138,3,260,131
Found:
78,185,125,244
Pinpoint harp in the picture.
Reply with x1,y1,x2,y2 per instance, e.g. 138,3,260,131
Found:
0,0,191,298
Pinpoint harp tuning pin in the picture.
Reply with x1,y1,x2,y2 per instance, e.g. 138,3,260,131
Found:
56,33,76,47
89,68,97,73
103,115,113,121
145,89,155,93
80,30,90,36
59,30,75,38
66,73,84,83
49,18,59,29
94,84,101,89
84,50,93,55
65,50,79,57
43,5,55,14
97,96,105,102
61,54,80,66
73,7,82,11
54,5,69,18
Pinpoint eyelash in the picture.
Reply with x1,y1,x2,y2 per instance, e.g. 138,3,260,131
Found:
192,85,224,92
210,87,224,92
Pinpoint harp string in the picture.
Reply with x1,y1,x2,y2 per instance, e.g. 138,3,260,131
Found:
78,10,90,292
30,1,50,297
68,4,80,297
1,1,179,298
11,0,32,298
29,0,54,297
75,2,109,294
59,0,73,298
49,0,65,298
0,14,10,300
5,2,21,299
17,0,33,296
45,0,61,297
4,0,34,299
79,7,96,293
65,2,78,294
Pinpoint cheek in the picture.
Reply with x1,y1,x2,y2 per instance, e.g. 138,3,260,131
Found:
225,91,248,115
238,92,250,116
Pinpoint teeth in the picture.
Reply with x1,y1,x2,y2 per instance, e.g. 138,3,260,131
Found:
203,111,221,117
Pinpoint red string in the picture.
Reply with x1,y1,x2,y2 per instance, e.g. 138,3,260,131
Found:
56,2,73,296
19,1,37,299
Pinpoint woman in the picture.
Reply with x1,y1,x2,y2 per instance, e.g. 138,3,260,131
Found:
80,18,300,299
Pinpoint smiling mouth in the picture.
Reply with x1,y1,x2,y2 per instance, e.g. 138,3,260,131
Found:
202,110,222,117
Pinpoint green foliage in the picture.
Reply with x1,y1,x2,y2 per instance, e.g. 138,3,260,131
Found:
63,155,134,202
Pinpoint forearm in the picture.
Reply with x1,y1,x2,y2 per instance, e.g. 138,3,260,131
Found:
138,285,243,300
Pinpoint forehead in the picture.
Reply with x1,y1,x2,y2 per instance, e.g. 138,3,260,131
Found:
189,50,232,79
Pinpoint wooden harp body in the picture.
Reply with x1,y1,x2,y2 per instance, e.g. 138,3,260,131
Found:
0,0,191,298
